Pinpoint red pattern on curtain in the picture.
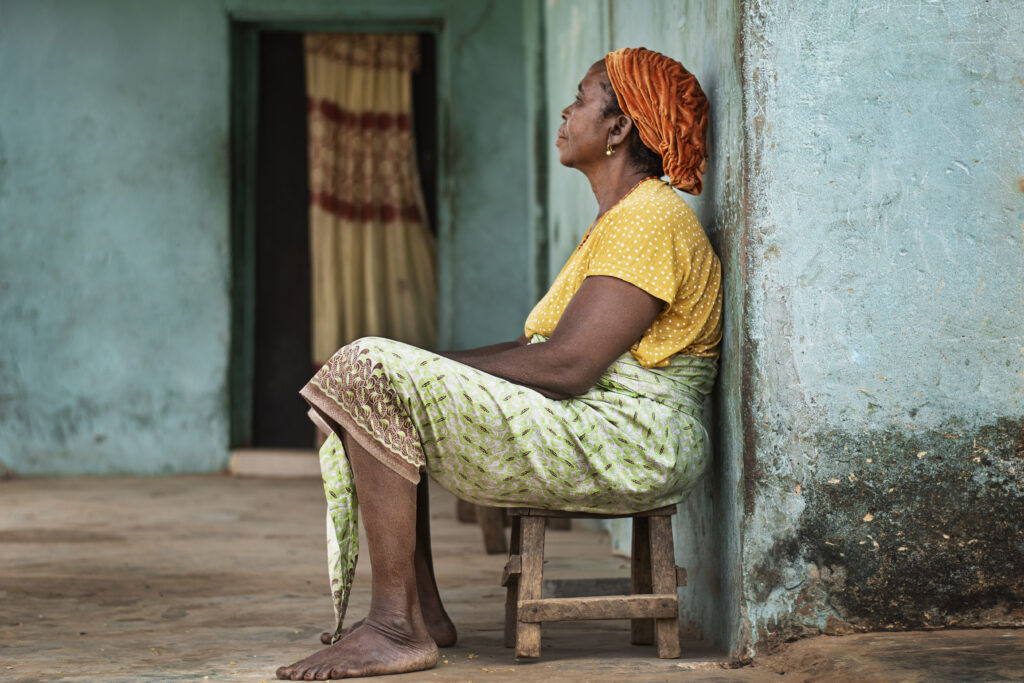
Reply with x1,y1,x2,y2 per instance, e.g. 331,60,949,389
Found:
305,33,437,363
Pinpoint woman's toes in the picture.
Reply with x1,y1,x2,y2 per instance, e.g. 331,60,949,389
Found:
277,665,300,680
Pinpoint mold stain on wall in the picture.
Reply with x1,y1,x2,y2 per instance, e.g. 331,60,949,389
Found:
750,419,1024,648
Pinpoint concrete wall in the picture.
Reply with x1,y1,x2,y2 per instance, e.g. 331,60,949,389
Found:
0,0,534,474
740,0,1024,651
431,1,536,349
540,0,747,653
0,0,232,474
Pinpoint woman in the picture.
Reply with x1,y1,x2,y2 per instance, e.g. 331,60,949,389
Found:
277,47,721,680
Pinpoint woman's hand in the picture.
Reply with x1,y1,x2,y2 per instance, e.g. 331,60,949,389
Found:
444,275,663,398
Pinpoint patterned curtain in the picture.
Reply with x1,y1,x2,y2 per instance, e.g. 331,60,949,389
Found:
305,33,438,364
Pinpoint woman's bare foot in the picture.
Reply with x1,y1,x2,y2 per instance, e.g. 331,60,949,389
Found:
320,611,456,647
279,619,438,680
319,621,361,645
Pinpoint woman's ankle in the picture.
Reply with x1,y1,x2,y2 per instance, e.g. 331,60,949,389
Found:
364,606,432,643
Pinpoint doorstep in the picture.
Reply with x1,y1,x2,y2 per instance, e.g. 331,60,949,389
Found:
229,448,320,477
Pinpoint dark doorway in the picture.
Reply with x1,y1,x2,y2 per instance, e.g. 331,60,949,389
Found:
412,32,438,236
248,31,438,448
251,30,311,448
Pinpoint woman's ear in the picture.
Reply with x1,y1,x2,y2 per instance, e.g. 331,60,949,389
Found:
607,114,633,147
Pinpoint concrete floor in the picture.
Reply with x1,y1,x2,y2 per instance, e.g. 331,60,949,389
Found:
1,474,1021,682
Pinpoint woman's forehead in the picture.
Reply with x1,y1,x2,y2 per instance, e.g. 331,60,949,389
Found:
580,61,608,91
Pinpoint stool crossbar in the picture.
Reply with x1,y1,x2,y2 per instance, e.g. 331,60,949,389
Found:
501,505,686,659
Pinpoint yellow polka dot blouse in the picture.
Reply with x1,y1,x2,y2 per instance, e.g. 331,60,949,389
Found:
524,179,723,367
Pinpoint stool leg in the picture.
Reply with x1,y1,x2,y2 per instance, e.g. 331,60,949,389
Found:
478,505,507,554
503,515,522,648
455,498,477,523
547,517,572,530
649,516,681,658
515,516,546,658
630,516,654,645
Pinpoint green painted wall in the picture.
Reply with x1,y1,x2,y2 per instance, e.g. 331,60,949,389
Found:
540,0,746,654
0,0,534,474
739,0,1024,653
438,1,536,349
0,0,232,474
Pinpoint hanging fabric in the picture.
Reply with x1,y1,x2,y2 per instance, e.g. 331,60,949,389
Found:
305,33,437,364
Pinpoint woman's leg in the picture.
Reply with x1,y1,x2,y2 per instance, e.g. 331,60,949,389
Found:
413,477,457,646
318,477,457,647
276,433,438,680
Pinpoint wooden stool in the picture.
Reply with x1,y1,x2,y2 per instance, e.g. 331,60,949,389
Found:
501,506,686,659
454,501,571,555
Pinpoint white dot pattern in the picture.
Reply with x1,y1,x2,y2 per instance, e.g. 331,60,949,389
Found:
524,179,723,368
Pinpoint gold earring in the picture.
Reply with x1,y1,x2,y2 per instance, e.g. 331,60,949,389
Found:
606,144,615,156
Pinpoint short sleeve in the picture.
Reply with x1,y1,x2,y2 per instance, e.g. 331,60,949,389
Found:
584,204,689,304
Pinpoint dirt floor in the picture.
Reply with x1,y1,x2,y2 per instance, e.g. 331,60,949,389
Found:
1,474,1021,682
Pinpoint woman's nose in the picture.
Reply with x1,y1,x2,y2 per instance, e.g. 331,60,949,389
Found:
560,104,571,120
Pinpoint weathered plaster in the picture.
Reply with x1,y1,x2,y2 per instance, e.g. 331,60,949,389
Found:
440,0,536,348
0,0,232,474
740,0,1024,653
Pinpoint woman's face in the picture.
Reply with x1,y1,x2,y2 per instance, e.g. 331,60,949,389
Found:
556,61,615,170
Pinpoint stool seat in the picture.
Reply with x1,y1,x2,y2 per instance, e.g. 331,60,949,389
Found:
501,505,685,659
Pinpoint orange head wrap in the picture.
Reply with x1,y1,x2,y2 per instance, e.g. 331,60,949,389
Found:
604,47,709,195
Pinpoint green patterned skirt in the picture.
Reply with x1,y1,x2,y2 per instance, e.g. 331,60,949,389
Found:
300,336,716,641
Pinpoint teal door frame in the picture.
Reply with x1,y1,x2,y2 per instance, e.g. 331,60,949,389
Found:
227,7,451,447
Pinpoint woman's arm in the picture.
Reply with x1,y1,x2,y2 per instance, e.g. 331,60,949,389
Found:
438,336,529,363
448,275,664,399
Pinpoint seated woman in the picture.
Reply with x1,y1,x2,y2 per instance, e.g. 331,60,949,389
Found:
276,47,721,680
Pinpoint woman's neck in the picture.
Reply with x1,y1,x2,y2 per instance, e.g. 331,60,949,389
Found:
587,166,653,222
